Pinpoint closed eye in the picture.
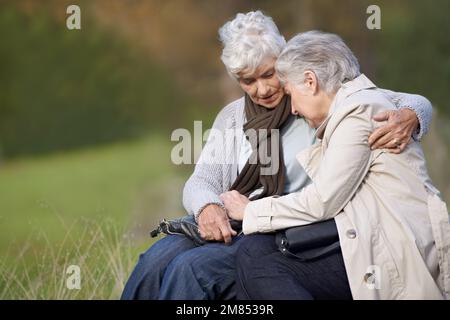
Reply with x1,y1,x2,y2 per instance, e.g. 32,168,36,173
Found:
241,78,255,85
262,72,274,79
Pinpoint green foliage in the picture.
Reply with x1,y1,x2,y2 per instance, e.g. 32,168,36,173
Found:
374,0,450,114
0,6,185,159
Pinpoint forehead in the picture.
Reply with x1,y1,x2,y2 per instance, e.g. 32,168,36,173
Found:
238,57,276,79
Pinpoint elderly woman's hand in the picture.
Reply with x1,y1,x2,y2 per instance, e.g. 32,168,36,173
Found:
219,191,250,221
368,108,419,154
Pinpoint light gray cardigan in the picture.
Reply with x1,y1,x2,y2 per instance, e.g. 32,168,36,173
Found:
183,89,433,220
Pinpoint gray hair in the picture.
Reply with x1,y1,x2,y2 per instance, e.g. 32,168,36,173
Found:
218,11,286,79
276,31,361,94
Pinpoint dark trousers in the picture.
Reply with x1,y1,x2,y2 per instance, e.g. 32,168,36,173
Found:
235,234,353,300
121,234,243,300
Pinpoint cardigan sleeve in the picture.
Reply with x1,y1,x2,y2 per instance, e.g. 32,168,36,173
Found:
182,99,241,221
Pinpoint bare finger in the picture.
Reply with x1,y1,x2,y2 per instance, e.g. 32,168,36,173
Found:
371,130,398,150
218,221,233,244
368,126,391,147
209,223,223,241
199,228,212,240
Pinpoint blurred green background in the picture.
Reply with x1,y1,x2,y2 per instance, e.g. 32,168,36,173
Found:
0,0,449,299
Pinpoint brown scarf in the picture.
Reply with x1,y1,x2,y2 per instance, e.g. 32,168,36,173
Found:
230,94,292,200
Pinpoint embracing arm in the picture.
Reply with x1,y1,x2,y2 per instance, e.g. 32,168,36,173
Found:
242,105,374,234
379,89,433,141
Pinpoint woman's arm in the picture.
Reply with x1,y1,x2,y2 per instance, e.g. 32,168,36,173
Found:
378,89,433,141
182,104,234,220
240,105,374,234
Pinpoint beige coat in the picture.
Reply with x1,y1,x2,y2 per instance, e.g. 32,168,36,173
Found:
243,74,450,300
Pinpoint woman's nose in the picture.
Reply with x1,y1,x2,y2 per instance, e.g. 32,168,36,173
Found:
257,81,269,96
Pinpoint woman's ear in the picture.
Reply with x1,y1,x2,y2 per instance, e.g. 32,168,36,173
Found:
303,70,319,95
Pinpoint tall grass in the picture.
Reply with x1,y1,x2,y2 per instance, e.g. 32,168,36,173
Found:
0,217,154,299
0,134,187,299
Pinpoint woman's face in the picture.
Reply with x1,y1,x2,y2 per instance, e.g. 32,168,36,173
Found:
237,57,284,109
284,71,334,128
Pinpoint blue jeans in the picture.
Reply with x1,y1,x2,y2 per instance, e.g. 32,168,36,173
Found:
121,234,243,300
235,234,353,300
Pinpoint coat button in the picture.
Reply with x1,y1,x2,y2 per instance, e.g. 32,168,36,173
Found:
346,229,357,239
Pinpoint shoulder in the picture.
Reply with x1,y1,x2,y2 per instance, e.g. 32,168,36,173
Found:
325,89,396,138
213,96,245,129
336,89,396,120
218,96,244,118
347,88,395,110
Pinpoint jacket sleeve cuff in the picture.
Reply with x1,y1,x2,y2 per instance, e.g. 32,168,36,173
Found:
243,197,275,234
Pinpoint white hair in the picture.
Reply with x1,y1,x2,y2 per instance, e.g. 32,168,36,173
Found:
218,11,286,79
275,31,361,94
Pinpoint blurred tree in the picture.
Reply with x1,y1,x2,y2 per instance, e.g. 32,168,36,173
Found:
0,4,191,159
374,0,450,116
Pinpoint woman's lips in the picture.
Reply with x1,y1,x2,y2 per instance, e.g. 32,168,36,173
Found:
260,92,277,102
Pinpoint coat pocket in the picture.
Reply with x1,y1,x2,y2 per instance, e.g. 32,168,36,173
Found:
372,226,405,299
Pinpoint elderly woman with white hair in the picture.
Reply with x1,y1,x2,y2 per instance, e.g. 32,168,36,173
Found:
122,12,434,300
222,31,450,300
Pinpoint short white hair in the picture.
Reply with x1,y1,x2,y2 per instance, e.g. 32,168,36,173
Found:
276,31,361,94
218,11,286,79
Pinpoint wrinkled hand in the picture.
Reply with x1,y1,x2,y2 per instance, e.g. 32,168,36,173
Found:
197,204,237,244
219,191,250,221
368,109,419,154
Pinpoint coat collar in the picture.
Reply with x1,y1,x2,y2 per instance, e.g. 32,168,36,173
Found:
315,74,377,139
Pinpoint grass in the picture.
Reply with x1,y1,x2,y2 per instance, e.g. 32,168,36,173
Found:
0,218,150,299
0,135,187,299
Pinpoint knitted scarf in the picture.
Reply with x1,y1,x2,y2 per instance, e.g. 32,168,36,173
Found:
230,94,292,200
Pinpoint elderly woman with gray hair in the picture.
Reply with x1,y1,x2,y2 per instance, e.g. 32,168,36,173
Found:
122,12,435,300
222,31,450,300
